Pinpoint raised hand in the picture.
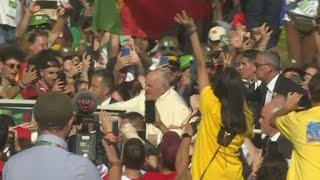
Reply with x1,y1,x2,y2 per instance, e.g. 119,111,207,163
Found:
114,55,132,71
285,92,303,111
51,80,65,92
260,23,273,40
27,0,41,14
174,10,196,30
21,66,37,85
82,53,91,73
229,30,243,49
99,111,113,133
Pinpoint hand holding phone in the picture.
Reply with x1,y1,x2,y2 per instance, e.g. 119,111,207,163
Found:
145,100,156,123
120,48,131,57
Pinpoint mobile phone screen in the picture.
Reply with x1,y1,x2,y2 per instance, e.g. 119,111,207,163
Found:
120,48,130,57
145,100,156,123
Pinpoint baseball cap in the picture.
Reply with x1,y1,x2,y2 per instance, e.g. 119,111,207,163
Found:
179,55,194,71
29,14,53,27
34,92,74,130
208,26,227,41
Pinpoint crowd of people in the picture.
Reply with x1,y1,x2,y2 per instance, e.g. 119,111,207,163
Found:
0,0,320,180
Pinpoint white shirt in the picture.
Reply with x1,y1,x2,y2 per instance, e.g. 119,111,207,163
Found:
100,96,112,106
0,0,23,27
265,74,280,105
104,88,190,144
269,132,281,142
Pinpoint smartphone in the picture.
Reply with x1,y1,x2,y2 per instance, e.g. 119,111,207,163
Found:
159,56,169,66
33,0,58,9
120,48,130,57
58,72,67,85
145,100,156,124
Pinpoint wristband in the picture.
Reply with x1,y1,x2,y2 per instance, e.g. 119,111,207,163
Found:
18,81,29,89
187,27,197,36
108,161,121,168
181,133,192,139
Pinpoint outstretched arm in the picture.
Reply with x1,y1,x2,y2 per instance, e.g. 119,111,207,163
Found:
174,11,210,93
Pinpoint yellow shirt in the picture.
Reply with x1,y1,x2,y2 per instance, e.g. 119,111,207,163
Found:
276,106,320,180
191,86,253,180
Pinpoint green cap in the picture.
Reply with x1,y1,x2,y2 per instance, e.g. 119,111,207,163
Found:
29,14,52,27
179,55,194,71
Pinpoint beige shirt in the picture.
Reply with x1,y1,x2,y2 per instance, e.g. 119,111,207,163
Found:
104,88,190,144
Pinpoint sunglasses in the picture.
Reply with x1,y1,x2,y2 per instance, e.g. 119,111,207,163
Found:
4,63,21,70
159,46,177,51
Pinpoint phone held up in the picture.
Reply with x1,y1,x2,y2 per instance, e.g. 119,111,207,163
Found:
145,100,156,124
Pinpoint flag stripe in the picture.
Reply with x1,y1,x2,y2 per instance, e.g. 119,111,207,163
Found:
93,0,122,34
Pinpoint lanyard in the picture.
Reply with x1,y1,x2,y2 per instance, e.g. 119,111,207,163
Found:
35,141,65,150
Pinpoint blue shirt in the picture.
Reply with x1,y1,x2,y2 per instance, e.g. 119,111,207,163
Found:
3,134,101,180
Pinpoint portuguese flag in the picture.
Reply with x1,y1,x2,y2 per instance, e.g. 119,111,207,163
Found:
93,0,212,39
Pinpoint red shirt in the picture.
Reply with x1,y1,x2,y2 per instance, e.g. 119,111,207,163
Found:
0,160,4,174
142,172,177,180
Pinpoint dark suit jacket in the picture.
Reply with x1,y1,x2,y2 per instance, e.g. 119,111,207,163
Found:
262,134,293,160
260,75,311,108
247,75,311,148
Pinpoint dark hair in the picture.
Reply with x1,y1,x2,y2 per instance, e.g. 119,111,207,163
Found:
29,49,60,70
242,49,261,64
257,142,288,180
213,67,247,134
113,83,134,101
28,31,48,44
120,112,145,131
0,45,26,63
92,69,115,91
0,114,15,127
282,67,305,78
308,73,320,103
123,138,145,170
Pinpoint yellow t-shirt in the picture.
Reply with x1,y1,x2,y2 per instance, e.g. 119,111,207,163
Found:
276,106,320,180
191,86,253,180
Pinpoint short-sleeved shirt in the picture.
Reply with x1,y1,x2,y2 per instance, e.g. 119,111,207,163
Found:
191,86,254,180
276,106,320,180
3,134,101,180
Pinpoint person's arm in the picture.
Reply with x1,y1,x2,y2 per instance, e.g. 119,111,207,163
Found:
1,66,37,99
152,108,170,134
48,6,72,45
257,23,273,51
175,124,193,175
15,2,41,40
100,111,122,180
270,92,303,128
109,34,120,58
80,53,90,82
174,11,209,93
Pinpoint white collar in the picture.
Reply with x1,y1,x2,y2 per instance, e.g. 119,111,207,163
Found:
156,88,171,102
100,96,112,106
270,132,281,142
255,80,262,90
267,74,280,92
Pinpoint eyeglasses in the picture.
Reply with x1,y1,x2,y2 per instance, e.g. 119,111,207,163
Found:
159,46,177,51
254,63,270,69
4,63,21,70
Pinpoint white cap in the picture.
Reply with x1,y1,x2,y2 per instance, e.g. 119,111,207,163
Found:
208,26,227,41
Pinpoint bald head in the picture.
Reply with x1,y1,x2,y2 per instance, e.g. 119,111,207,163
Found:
259,96,285,136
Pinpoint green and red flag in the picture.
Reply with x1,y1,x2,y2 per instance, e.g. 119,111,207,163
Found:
93,0,212,39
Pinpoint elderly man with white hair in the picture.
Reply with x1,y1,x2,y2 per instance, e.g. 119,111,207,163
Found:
105,69,190,145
